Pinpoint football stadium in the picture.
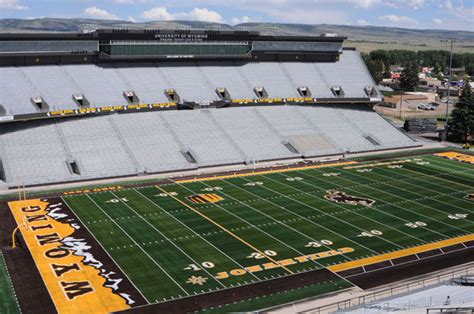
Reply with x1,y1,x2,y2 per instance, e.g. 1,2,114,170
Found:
0,29,473,313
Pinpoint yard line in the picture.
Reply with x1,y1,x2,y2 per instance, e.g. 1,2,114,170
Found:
408,159,474,189
329,167,474,228
238,175,399,252
276,172,432,243
426,155,474,174
61,196,151,304
109,191,226,289
428,158,474,178
205,179,362,287
378,163,474,197
133,188,261,281
84,194,191,296
215,178,366,260
195,180,360,285
374,167,474,213
403,161,474,196
289,171,451,240
156,184,295,275
202,179,354,265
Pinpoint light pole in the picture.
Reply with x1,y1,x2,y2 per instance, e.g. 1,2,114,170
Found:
441,38,461,142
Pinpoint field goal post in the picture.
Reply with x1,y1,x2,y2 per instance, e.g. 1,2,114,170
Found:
11,181,29,249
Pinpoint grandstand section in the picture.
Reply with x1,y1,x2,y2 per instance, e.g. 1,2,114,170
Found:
0,51,380,117
0,29,381,119
0,106,417,187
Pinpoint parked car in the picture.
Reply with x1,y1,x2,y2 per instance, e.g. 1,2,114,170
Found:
418,103,436,110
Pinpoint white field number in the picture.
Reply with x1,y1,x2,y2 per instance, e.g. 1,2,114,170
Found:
448,213,468,220
405,221,427,228
357,230,383,237
201,187,223,192
286,177,303,182
184,261,215,271
244,182,264,187
156,192,178,197
305,240,333,248
106,198,128,203
247,250,277,259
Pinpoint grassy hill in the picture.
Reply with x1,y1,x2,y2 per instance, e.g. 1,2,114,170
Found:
1,18,472,53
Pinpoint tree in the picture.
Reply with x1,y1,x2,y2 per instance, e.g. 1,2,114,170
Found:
447,79,474,142
466,63,474,76
367,59,385,84
399,61,419,91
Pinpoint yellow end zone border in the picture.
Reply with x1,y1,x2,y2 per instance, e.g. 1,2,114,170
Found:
328,234,474,273
176,161,357,184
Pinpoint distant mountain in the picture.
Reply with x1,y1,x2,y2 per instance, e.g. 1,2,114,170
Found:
1,18,472,53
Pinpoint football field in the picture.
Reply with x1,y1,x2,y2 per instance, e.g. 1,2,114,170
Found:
64,153,474,306
8,152,474,312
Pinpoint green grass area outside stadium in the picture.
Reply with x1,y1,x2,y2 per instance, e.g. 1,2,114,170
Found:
59,154,474,311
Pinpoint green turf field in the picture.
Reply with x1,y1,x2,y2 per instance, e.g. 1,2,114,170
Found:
0,252,20,314
61,154,474,310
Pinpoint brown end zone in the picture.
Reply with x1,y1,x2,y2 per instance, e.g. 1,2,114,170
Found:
5,198,147,313
1,201,55,313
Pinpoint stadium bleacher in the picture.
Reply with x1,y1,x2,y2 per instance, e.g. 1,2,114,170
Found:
0,105,417,187
0,30,421,188
0,50,380,115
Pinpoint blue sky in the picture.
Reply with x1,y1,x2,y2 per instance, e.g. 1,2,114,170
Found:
1,0,472,31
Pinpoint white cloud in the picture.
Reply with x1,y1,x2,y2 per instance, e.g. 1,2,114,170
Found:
127,16,136,23
353,0,382,8
443,0,454,10
378,14,419,26
112,0,153,4
231,16,252,25
401,0,425,9
142,7,223,23
432,18,443,25
184,8,223,23
351,0,424,9
0,0,27,11
356,19,369,26
142,7,172,20
84,7,119,20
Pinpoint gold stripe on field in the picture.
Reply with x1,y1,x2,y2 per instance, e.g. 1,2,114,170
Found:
177,161,356,184
156,185,295,274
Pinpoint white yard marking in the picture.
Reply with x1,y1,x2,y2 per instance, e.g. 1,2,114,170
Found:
249,174,406,250
109,191,226,289
133,188,261,281
61,196,151,304
84,194,191,296
332,167,474,226
216,178,363,259
293,170,455,240
377,165,474,212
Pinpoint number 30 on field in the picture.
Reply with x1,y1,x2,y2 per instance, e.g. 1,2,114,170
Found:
305,240,333,248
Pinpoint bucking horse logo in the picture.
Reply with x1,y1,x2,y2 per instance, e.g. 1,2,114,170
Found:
324,190,376,207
